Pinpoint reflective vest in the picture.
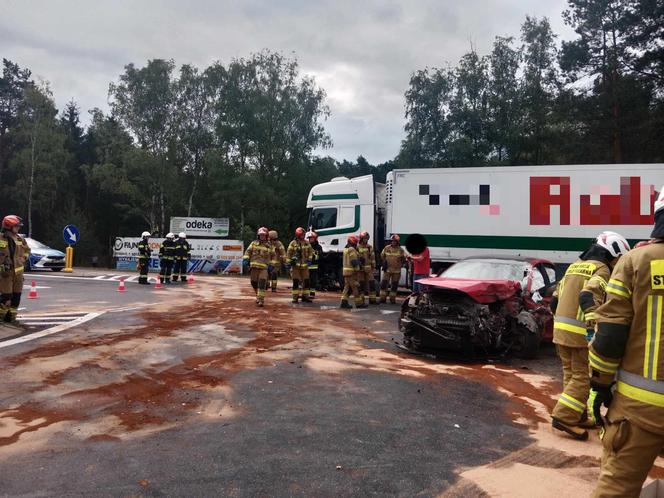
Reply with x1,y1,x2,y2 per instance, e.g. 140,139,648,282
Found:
381,245,405,274
0,232,29,274
243,240,276,269
552,259,610,347
286,239,313,269
358,243,375,272
343,246,361,277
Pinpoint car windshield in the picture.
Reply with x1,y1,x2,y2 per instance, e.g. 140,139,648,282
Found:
442,259,529,282
25,237,50,250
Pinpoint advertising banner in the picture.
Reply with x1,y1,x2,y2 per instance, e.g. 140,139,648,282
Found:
169,217,229,238
112,237,243,273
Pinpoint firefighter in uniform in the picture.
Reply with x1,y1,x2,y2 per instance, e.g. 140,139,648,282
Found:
589,189,664,497
243,227,276,307
137,231,152,285
307,231,322,299
173,232,191,282
550,231,630,440
159,233,176,284
340,235,366,309
357,231,377,305
286,227,313,303
268,230,286,292
0,215,30,328
380,234,406,304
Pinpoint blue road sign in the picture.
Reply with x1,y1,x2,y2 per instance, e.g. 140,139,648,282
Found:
63,224,80,245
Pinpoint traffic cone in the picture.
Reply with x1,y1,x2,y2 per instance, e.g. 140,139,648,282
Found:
187,273,195,284
28,281,38,299
117,277,126,293
155,279,163,289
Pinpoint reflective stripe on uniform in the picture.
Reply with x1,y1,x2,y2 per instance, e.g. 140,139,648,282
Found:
585,312,596,320
251,262,267,269
607,278,631,298
644,295,663,379
554,316,587,335
617,369,664,408
588,350,619,374
558,392,586,413
588,274,608,290
15,266,24,273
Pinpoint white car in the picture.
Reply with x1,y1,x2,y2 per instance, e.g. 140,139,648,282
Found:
24,237,65,271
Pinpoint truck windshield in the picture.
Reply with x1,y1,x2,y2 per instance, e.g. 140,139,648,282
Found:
309,207,337,230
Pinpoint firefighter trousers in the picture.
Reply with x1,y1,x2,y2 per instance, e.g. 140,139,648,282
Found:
592,411,664,498
359,270,376,303
173,258,188,281
159,259,174,283
341,274,360,305
291,268,310,302
0,270,23,322
552,345,589,424
137,258,150,284
249,268,268,304
269,266,280,291
309,269,318,297
380,272,400,303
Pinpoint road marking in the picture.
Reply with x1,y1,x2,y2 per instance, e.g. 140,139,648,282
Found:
31,274,159,284
0,312,104,349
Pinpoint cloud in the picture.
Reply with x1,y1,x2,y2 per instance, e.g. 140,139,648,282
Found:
1,0,572,163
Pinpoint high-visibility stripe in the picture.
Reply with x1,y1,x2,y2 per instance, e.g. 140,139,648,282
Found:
617,381,664,408
607,279,631,298
585,312,596,320
15,266,24,273
250,263,267,268
645,295,663,379
589,350,619,374
588,275,608,290
558,393,586,413
554,316,587,335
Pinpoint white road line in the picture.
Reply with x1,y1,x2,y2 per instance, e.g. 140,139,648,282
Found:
19,317,79,321
24,322,71,326
93,275,107,280
0,312,104,349
30,274,136,283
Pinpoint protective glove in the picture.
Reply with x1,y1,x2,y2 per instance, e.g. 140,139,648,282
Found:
242,259,250,268
306,260,312,266
268,264,274,273
586,328,595,342
290,257,298,266
588,382,613,426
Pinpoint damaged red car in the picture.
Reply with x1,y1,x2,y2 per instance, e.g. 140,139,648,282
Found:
400,257,555,359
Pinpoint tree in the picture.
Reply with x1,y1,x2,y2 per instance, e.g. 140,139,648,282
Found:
0,59,33,180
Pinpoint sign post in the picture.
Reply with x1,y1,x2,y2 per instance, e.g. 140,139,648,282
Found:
62,224,80,273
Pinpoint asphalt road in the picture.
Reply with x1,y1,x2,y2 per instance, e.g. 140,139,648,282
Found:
0,273,627,497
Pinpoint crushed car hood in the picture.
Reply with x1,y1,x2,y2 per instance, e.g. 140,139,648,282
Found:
415,277,521,304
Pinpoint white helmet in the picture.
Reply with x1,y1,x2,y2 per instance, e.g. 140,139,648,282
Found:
596,231,630,257
166,232,175,239
654,187,664,214
141,231,151,238
178,232,186,239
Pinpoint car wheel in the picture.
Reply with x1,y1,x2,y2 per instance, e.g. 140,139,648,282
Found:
51,268,63,272
516,324,541,359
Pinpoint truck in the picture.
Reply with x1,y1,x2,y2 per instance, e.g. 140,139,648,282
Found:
306,163,663,285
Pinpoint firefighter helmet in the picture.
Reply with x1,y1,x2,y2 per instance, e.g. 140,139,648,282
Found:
1,215,22,230
269,230,278,239
595,231,630,258
391,234,400,242
655,187,664,214
141,231,151,238
166,232,175,239
359,231,370,240
348,235,359,245
257,227,269,237
295,227,305,237
306,231,318,240
178,232,186,239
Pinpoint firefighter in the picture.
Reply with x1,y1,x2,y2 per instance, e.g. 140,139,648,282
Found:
340,235,366,309
137,231,152,285
243,227,276,307
550,231,630,440
0,215,30,329
380,234,406,304
268,230,286,292
173,232,191,282
307,231,322,299
286,227,313,303
588,190,664,497
358,231,377,305
158,233,176,284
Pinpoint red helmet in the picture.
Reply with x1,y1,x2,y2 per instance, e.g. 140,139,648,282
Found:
359,231,370,240
391,234,400,242
2,215,22,230
295,227,305,237
348,235,359,245
306,231,318,240
257,227,269,237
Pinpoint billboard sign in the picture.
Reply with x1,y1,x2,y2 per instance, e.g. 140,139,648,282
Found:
170,217,229,237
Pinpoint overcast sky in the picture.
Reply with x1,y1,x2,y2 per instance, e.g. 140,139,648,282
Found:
1,0,574,163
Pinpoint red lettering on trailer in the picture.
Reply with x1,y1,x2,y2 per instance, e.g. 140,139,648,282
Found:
530,177,571,225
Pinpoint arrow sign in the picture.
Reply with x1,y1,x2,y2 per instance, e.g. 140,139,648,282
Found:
63,224,80,245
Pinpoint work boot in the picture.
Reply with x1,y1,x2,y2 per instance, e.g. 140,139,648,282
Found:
301,296,312,303
369,299,378,305
380,298,387,304
292,297,299,304
390,298,396,304
271,288,277,293
552,418,589,441
340,301,352,309
257,299,264,307
356,303,368,309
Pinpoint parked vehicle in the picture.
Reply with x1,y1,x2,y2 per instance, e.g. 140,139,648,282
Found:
306,164,662,284
24,237,65,271
399,257,555,359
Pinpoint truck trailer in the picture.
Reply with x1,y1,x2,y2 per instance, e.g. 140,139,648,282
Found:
306,163,663,284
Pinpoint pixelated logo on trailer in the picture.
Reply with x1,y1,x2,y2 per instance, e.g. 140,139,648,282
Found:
418,184,501,215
